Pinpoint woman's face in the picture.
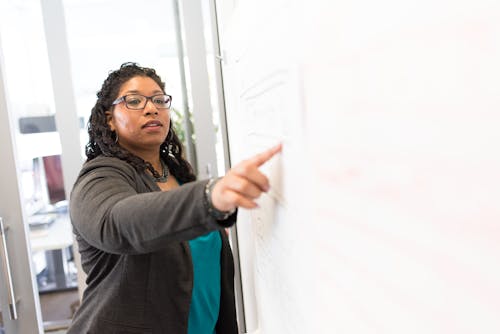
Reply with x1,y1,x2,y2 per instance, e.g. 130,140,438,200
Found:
106,76,171,157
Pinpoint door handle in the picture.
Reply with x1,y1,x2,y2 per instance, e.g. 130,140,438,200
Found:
0,217,18,320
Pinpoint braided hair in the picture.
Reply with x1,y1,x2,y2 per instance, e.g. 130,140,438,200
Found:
86,62,196,183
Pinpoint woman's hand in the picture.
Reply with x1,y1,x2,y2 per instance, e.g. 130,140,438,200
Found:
211,143,282,212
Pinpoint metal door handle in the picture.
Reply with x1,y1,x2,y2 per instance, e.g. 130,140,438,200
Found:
0,217,18,320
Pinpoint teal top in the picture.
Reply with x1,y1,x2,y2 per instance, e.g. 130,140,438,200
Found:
188,231,222,334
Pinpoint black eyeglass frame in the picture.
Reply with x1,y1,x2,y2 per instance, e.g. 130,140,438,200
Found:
112,94,173,110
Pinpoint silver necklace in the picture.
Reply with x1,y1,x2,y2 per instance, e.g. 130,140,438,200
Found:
153,159,169,183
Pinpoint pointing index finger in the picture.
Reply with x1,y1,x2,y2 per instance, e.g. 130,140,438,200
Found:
250,143,282,167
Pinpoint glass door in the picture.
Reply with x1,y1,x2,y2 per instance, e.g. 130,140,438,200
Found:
0,0,82,332
0,36,44,334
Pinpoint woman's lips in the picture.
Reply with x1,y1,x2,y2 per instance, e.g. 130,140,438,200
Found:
142,120,162,128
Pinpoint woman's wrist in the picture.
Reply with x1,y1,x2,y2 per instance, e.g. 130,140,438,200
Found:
204,178,236,221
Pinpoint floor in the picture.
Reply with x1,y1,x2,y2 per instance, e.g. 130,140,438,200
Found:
40,289,79,321
0,289,78,334
40,289,79,333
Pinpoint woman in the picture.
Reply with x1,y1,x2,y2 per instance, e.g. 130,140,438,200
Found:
68,62,281,333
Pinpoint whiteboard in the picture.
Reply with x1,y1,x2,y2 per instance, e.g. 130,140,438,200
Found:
220,0,500,333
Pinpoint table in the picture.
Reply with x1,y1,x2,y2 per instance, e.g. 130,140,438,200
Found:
29,213,77,293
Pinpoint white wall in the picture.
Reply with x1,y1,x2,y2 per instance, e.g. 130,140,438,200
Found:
219,0,500,333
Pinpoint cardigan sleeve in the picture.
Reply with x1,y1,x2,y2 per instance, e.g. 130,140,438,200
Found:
70,158,236,254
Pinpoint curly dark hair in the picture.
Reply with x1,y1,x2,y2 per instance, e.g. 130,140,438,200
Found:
86,62,196,183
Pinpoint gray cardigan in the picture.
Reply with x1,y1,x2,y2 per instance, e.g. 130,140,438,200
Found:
68,156,238,334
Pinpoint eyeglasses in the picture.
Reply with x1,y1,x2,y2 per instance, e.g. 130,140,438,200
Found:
112,94,172,110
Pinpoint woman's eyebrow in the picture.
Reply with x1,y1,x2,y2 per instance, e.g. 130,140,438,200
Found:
123,89,164,95
123,89,140,94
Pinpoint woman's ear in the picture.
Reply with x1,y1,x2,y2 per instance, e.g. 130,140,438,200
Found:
105,111,115,131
